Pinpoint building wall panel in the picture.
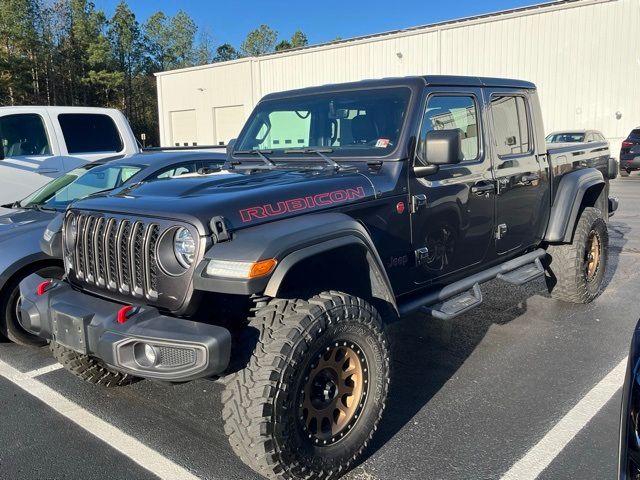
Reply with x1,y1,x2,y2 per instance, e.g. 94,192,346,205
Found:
156,0,639,154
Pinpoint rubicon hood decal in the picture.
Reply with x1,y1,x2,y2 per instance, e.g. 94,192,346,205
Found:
239,186,366,222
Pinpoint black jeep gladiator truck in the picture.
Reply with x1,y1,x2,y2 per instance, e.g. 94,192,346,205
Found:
20,76,618,480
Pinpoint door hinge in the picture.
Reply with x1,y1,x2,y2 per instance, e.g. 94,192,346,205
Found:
496,223,508,240
411,194,427,213
415,247,430,266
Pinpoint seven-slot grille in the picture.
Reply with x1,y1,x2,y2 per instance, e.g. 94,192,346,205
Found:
69,213,162,300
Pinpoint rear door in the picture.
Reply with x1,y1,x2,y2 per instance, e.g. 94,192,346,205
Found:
54,113,126,170
486,90,547,255
409,87,495,285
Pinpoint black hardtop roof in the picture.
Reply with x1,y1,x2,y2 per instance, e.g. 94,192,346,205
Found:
262,75,536,101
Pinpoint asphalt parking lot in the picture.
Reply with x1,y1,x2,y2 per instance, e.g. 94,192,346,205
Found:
1,177,638,480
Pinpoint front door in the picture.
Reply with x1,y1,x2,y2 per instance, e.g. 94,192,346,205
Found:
485,90,547,254
409,88,495,286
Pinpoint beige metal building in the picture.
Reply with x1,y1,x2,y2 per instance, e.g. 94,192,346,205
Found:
155,0,639,154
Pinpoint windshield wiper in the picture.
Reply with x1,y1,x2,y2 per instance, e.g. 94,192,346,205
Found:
231,149,277,169
284,148,343,171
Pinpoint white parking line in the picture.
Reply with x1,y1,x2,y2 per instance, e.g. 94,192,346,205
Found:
501,356,628,480
24,363,64,378
0,359,201,480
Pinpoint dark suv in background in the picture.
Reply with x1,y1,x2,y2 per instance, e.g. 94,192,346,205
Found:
620,127,640,175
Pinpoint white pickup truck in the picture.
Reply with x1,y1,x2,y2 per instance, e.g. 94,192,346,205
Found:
0,106,140,205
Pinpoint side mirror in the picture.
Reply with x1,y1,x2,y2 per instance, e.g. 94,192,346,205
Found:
424,129,463,165
226,138,237,157
414,129,463,177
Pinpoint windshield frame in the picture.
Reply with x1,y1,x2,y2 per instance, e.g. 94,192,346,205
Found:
232,85,416,161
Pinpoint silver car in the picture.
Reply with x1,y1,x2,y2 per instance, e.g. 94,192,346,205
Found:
0,150,225,345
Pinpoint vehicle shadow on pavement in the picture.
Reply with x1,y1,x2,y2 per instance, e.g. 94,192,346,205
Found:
357,218,629,468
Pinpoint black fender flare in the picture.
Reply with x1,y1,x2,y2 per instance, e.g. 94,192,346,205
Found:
544,168,605,243
193,212,397,312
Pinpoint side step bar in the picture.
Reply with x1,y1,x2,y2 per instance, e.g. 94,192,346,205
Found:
421,283,483,320
398,248,547,318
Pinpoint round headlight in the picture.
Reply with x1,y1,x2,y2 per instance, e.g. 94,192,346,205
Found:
173,227,195,267
64,215,78,253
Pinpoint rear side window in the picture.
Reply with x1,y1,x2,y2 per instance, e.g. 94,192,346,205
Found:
0,113,51,157
490,96,531,157
58,114,123,154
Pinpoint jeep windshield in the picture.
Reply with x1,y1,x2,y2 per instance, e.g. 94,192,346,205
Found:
20,163,142,211
234,87,411,158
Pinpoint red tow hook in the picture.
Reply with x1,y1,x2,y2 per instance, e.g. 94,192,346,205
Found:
117,305,135,324
36,279,54,296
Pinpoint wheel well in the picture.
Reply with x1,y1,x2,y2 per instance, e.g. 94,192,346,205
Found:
273,244,396,316
580,182,607,214
564,182,607,243
1,259,64,299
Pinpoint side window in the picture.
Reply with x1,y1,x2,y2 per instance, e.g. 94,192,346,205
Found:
418,95,479,163
152,163,197,179
0,114,51,157
58,114,123,154
490,96,531,156
585,133,594,142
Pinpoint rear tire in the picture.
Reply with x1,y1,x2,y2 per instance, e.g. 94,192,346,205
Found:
50,341,139,387
545,207,608,303
0,265,63,346
222,291,390,480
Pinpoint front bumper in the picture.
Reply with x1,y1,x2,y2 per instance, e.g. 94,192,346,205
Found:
18,274,231,382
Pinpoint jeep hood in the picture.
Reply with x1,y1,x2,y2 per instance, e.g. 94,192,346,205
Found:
70,167,384,234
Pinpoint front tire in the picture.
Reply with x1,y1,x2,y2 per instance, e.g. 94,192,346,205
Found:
50,341,139,387
222,291,390,480
545,207,608,303
0,265,64,346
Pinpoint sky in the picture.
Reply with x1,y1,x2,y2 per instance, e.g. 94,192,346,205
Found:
93,0,549,48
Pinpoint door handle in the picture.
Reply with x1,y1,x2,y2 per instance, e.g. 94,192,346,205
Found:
471,182,496,195
521,173,540,184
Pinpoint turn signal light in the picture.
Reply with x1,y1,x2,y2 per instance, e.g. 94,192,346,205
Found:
248,258,277,278
36,280,53,296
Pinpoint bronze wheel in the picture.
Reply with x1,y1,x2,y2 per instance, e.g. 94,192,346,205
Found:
301,341,369,446
545,207,608,303
222,292,390,480
585,230,602,281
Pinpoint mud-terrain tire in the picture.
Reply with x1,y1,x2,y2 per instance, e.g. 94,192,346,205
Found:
545,207,608,303
50,341,139,387
0,265,63,346
222,291,390,480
